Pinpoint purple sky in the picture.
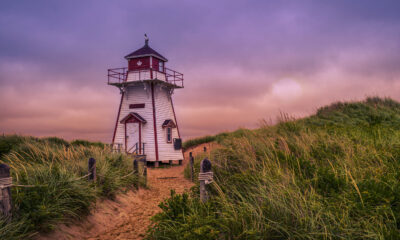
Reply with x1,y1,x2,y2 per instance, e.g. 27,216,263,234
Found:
1,0,400,142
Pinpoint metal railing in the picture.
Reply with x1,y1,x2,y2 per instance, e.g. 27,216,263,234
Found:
127,142,146,155
107,67,184,88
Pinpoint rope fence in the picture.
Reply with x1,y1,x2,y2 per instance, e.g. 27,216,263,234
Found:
198,172,213,184
0,156,147,218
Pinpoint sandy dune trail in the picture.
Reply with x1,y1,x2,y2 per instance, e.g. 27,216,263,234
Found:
87,162,194,240
38,144,216,240
37,159,193,240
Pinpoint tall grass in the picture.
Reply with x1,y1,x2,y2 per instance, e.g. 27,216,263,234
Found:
183,135,216,150
0,136,141,239
147,97,400,239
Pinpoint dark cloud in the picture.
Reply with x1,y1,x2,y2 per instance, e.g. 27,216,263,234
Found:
0,0,400,141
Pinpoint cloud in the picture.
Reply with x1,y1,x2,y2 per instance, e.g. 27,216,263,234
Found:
0,0,400,141
270,79,303,101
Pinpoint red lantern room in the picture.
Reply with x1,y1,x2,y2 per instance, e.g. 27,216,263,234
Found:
107,35,183,89
125,37,167,73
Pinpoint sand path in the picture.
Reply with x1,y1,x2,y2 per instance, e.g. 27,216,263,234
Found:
37,146,211,240
87,162,193,240
39,163,192,240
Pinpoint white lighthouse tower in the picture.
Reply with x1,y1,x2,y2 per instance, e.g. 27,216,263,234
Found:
108,36,184,167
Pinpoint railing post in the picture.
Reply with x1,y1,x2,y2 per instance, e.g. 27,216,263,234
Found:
190,152,194,182
199,158,212,203
0,164,12,220
88,158,96,182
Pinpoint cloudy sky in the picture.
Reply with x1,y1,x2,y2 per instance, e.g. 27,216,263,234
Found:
1,0,400,142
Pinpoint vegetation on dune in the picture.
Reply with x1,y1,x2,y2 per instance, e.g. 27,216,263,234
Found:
183,135,216,150
148,97,400,239
0,136,140,239
182,131,245,151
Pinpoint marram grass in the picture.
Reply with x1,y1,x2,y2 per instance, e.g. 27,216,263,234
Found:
0,136,141,239
148,97,400,240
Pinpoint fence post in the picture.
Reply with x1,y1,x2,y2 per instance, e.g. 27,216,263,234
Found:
204,146,207,152
133,159,138,189
0,164,12,219
88,158,96,182
190,152,194,182
199,158,212,203
143,161,147,186
139,156,147,186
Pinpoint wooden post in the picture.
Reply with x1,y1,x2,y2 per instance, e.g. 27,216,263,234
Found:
133,159,138,189
204,146,207,152
88,158,96,182
0,164,12,219
190,152,194,182
200,158,212,203
133,159,138,175
143,163,147,186
139,156,147,186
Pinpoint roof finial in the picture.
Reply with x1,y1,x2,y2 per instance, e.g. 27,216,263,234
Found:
144,33,149,46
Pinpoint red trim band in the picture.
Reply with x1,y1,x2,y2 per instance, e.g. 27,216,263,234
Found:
151,83,159,161
171,96,184,158
112,92,125,145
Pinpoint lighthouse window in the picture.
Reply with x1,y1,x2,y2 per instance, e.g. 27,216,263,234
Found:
159,61,164,72
166,127,172,143
129,103,145,109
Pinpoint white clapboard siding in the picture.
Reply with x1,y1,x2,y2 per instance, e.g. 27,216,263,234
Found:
114,82,156,161
113,74,183,162
126,70,166,82
154,85,184,161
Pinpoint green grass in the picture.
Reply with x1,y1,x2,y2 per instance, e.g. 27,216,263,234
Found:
0,136,143,239
182,130,250,151
147,97,400,239
182,135,216,150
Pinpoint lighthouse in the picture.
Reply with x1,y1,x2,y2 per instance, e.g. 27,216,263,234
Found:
108,36,184,167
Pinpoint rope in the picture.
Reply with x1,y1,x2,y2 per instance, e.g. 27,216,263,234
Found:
72,173,91,181
70,166,95,181
120,171,134,179
0,177,12,189
0,167,137,188
0,169,93,188
0,177,47,188
12,184,47,188
198,172,213,184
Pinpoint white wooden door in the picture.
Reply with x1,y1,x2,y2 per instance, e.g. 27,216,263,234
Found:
126,123,139,153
